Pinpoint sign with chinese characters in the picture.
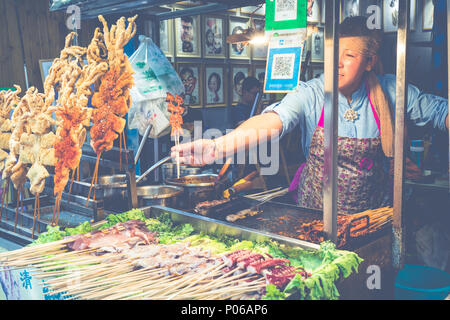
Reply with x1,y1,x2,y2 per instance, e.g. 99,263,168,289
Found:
0,267,66,300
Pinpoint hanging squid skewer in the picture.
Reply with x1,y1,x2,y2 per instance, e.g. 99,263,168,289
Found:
86,15,137,206
0,85,21,222
50,30,108,223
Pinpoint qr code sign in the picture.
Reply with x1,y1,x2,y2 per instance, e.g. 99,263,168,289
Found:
275,0,296,12
272,53,295,79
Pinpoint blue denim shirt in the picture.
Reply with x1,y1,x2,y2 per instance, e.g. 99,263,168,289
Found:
263,73,449,157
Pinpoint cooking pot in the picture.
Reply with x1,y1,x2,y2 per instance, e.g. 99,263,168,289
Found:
165,174,223,209
136,185,184,208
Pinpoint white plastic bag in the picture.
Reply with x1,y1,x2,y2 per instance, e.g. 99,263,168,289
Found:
128,36,185,138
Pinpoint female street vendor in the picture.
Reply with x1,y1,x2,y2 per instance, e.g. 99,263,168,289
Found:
171,16,449,215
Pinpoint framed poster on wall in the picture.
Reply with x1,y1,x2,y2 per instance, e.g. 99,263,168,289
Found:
159,19,174,57
253,65,271,103
39,59,54,87
382,0,416,33
175,15,201,57
422,0,434,31
204,65,227,107
311,30,324,62
251,18,268,61
229,17,250,59
241,4,265,16
177,63,202,108
203,15,226,58
307,0,321,23
341,0,359,22
231,65,250,104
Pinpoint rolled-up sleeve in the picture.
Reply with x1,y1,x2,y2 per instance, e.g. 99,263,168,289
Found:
262,78,322,138
381,74,449,131
407,87,448,131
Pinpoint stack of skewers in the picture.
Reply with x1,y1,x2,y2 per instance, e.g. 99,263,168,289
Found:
295,207,393,247
0,219,310,300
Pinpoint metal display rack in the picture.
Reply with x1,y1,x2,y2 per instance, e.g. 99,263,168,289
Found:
0,145,138,245
49,0,265,20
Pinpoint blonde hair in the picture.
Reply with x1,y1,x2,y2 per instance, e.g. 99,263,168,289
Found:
340,16,394,157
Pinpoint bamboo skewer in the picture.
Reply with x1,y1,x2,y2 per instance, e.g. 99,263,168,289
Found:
86,153,100,207
13,188,21,232
165,262,226,299
0,180,9,222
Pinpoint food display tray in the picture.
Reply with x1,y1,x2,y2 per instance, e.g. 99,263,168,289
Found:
142,205,320,251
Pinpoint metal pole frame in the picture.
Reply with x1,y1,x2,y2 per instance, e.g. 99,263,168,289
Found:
392,0,410,270
322,0,340,243
447,0,450,192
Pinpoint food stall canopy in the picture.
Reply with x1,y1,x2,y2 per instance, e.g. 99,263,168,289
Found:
49,0,265,20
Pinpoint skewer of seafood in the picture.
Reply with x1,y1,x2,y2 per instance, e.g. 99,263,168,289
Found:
0,85,21,221
50,29,108,223
86,15,137,205
166,93,185,178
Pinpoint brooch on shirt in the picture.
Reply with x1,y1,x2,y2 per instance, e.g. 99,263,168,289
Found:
344,107,359,122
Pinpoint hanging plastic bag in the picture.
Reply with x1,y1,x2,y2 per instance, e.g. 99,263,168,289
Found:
128,35,185,138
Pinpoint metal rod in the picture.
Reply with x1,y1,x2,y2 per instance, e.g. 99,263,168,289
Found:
154,138,159,181
134,124,152,165
14,1,29,89
322,0,339,244
249,91,261,118
447,0,450,192
136,156,171,184
392,0,410,270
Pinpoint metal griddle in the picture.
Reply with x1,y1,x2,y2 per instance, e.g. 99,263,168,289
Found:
191,196,391,250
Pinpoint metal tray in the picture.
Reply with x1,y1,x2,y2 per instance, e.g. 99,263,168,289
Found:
187,196,391,250
142,205,320,251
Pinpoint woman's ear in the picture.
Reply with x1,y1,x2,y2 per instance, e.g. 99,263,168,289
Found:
366,55,378,72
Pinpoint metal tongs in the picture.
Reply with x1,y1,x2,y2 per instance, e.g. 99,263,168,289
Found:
248,187,290,214
134,124,152,166
134,124,172,184
136,155,172,184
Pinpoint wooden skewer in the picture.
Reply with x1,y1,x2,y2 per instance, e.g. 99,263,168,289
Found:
0,179,8,222
119,131,122,171
41,257,140,285
19,188,24,227
55,193,62,226
86,153,100,207
13,188,20,232
173,270,255,298
190,282,267,300
177,279,267,300
89,275,184,300
67,169,76,204
37,192,41,233
5,179,9,210
138,264,225,299
51,192,58,225
122,129,128,167
60,269,161,297
31,194,38,239
166,263,226,299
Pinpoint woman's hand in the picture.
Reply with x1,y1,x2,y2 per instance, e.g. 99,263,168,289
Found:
170,139,217,166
